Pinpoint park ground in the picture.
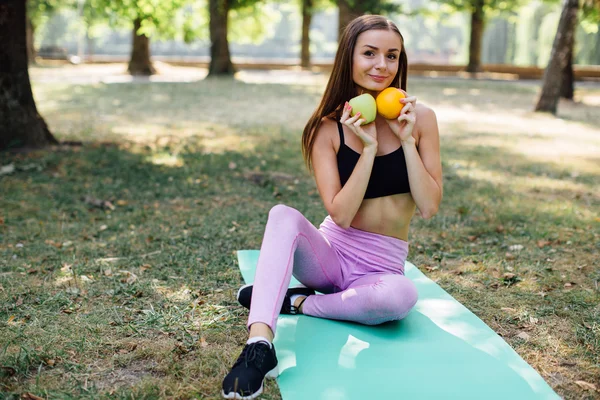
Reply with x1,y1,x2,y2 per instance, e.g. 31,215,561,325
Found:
0,62,599,399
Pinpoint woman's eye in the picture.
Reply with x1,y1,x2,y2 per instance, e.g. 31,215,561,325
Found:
388,54,398,60
364,51,374,56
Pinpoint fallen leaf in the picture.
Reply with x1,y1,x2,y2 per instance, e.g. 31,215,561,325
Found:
99,225,108,232
116,200,128,206
574,380,597,391
0,216,4,225
537,240,551,248
200,337,208,348
564,282,576,288
467,235,477,242
529,316,539,325
496,225,505,233
7,315,15,323
140,264,151,272
505,252,515,260
45,239,62,248
45,359,56,367
516,332,530,341
22,393,44,400
82,196,115,210
501,307,517,312
228,162,237,170
16,297,23,306
120,270,138,284
104,268,113,277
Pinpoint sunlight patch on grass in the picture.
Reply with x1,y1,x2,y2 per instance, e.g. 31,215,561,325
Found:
147,152,184,167
153,284,193,302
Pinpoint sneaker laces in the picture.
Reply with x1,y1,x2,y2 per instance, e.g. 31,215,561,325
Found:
234,342,268,369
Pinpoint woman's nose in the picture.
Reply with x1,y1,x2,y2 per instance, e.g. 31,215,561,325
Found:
375,55,387,69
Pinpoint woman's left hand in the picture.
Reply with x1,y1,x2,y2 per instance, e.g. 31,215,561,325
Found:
385,91,417,143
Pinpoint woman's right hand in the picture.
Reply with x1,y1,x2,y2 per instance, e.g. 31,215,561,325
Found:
341,102,378,151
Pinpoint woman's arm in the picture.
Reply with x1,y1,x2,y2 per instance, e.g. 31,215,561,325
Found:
312,116,376,229
402,105,443,219
386,96,443,219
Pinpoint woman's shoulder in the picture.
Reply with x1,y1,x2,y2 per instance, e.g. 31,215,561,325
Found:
311,116,341,152
415,102,438,135
415,102,436,119
316,116,339,139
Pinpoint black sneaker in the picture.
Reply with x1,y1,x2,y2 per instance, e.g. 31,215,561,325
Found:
237,284,315,315
222,341,278,399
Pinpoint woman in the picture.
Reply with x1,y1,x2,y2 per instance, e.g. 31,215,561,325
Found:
222,14,442,400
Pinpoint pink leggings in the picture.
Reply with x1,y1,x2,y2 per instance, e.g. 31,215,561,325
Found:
248,204,418,335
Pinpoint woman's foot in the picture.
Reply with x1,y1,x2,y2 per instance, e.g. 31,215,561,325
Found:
237,284,315,315
222,340,278,399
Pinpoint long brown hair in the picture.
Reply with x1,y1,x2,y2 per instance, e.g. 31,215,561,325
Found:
301,15,408,172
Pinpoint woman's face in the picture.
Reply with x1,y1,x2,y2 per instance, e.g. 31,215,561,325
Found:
352,29,402,96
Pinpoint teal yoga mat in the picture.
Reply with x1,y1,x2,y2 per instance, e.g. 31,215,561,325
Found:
237,250,560,400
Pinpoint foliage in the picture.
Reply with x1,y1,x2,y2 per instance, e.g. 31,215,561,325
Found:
229,3,282,44
85,0,192,40
27,0,67,27
434,0,525,19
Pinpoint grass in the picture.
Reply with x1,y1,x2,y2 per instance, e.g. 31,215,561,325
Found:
1,63,599,399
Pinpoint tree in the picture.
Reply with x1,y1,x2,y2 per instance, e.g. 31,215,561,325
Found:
90,0,189,75
0,0,57,150
560,0,600,99
209,0,233,75
208,0,277,76
434,0,522,72
26,0,64,64
535,0,579,114
337,0,401,38
301,0,313,68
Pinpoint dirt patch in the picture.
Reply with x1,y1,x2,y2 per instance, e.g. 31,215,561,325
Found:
92,359,161,391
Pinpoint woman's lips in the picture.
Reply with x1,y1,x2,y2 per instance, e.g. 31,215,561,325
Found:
369,75,387,82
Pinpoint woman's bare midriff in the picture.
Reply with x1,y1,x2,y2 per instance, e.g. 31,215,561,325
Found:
349,193,416,240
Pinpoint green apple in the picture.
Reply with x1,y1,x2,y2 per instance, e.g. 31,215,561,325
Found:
349,93,377,125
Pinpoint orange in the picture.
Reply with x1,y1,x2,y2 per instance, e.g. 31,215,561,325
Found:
376,88,406,119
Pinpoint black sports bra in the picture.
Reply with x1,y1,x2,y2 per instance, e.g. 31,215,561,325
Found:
336,121,410,199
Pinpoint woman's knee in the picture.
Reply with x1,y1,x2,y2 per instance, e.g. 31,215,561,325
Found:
268,204,306,229
368,276,418,321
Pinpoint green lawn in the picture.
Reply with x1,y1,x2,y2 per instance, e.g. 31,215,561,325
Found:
1,64,599,399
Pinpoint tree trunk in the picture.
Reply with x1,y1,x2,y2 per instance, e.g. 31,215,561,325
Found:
560,44,574,100
128,17,155,76
593,26,600,65
338,0,363,39
301,0,313,68
535,0,579,114
466,0,485,73
0,0,56,151
209,0,234,76
86,28,94,58
26,15,36,64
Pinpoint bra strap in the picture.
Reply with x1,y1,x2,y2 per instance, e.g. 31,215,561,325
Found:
336,121,345,145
